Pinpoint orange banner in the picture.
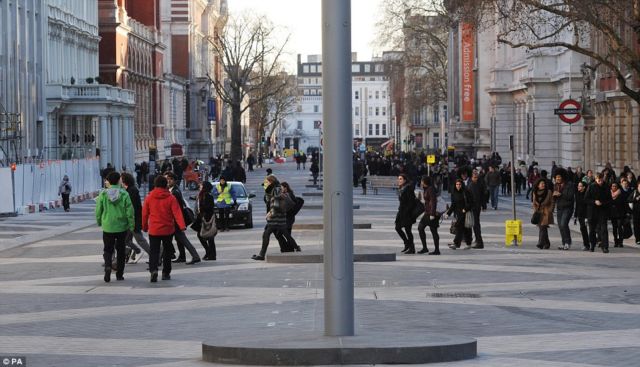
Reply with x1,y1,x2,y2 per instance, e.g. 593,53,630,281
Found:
461,23,475,122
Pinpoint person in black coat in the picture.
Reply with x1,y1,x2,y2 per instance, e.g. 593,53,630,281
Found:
395,173,417,254
195,181,216,260
446,179,474,249
574,181,591,251
417,176,440,255
466,171,486,248
609,181,629,248
121,172,150,263
281,182,302,251
628,181,640,245
585,173,612,253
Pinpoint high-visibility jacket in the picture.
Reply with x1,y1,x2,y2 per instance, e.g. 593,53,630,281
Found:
216,184,233,205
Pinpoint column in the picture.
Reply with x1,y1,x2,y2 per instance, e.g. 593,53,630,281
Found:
110,116,120,171
123,116,134,171
99,116,110,169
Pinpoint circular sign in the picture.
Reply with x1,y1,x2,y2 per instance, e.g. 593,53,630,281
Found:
556,99,582,124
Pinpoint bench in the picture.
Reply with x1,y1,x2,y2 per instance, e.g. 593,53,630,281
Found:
368,176,398,195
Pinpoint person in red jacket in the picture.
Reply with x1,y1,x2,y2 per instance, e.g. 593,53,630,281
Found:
142,175,186,282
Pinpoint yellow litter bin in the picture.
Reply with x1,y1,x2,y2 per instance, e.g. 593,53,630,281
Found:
505,220,522,246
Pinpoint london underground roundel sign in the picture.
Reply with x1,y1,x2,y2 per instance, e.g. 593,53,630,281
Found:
554,99,582,124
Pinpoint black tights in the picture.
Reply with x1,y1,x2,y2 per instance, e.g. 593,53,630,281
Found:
395,223,414,250
417,215,439,251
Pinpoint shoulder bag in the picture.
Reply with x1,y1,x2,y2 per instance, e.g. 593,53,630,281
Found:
199,214,218,239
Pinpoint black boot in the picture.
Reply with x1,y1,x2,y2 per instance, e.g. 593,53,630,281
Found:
417,246,429,254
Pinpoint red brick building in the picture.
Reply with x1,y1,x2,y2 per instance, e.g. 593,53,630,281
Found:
98,0,166,162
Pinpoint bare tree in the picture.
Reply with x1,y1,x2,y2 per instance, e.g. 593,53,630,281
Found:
376,0,449,109
207,14,290,161
449,0,640,104
250,73,297,158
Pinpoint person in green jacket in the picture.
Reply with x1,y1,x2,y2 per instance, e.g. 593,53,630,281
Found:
96,171,134,282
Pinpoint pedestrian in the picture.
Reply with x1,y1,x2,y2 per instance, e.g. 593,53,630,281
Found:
233,160,247,183
165,172,201,264
532,178,554,250
446,179,474,250
212,176,237,232
310,161,320,186
120,172,150,264
252,175,297,260
417,176,440,255
58,175,72,212
610,181,628,248
485,166,500,210
574,181,591,251
142,175,186,282
301,152,307,169
628,181,640,245
467,171,486,249
194,181,217,260
585,173,611,253
95,171,134,282
281,182,302,252
553,169,575,250
247,153,255,172
526,168,540,200
395,173,417,254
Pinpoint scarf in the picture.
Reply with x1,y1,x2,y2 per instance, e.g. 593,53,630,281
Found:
611,189,621,200
535,188,548,204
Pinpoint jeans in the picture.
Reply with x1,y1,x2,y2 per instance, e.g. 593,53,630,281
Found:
537,225,550,248
489,186,499,209
577,216,590,248
472,208,483,245
103,231,127,277
126,230,150,254
260,224,298,257
395,223,414,249
149,234,173,275
556,207,573,245
174,229,200,260
61,193,70,210
588,215,609,249
417,215,439,251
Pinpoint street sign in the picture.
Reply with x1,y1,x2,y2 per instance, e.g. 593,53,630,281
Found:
426,154,436,164
554,99,581,124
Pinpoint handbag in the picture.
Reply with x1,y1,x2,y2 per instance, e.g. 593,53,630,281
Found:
182,207,195,226
449,219,457,235
531,211,541,225
411,200,425,221
199,214,218,239
464,210,474,229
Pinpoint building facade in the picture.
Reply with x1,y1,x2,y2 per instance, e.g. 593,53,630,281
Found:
161,0,227,160
280,54,391,155
1,0,136,170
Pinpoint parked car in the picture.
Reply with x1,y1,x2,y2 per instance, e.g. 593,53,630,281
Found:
210,181,255,228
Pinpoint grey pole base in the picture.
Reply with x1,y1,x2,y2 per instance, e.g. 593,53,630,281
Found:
202,331,477,365
294,223,371,230
266,250,395,263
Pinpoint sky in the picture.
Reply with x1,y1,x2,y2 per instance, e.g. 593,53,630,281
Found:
227,0,386,72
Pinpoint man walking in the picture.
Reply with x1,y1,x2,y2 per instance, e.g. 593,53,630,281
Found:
467,171,486,248
585,173,611,253
58,175,72,212
95,172,134,282
121,172,150,263
553,169,575,250
485,165,500,210
165,172,201,264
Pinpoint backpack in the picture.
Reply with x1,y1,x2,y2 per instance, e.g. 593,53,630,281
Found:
291,196,305,216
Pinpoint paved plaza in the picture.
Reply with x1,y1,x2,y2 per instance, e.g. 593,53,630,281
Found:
1,163,640,367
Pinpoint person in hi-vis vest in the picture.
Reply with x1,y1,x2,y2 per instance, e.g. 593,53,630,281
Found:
213,176,237,231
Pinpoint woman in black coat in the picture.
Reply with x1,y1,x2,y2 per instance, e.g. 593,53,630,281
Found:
395,173,417,254
446,179,474,249
281,182,302,252
417,176,440,255
196,181,216,260
610,181,629,248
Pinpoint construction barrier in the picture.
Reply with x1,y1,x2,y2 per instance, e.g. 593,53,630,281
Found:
0,157,102,216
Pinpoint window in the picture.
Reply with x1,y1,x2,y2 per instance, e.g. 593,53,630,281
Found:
375,64,384,72
355,106,359,116
368,107,373,116
303,89,309,95
364,64,371,72
375,91,379,99
382,107,386,116
368,124,373,136
382,124,387,135
355,91,359,99
303,65,309,73
433,133,440,150
315,78,319,84
375,107,379,116
369,93,372,99
434,106,439,123
318,64,322,73
355,125,360,136
352,64,360,73
297,121,303,130
375,124,380,136
311,65,317,73
314,105,319,113
382,90,386,98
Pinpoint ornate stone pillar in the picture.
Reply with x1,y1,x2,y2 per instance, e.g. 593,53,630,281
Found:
99,116,110,169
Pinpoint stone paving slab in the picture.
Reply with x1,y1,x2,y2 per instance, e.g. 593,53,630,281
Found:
0,162,639,366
